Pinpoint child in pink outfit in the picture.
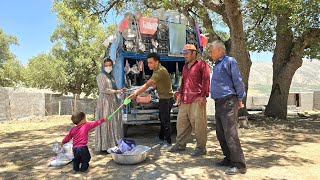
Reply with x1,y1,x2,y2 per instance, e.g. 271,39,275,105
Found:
61,112,107,172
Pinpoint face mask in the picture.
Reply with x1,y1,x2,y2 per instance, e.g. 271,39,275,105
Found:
105,66,112,73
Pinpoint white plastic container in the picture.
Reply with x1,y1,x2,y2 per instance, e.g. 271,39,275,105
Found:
152,8,165,20
164,10,188,24
166,10,180,23
123,113,127,121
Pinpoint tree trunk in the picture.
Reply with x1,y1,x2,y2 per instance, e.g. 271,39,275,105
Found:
264,77,289,119
74,79,82,95
72,94,80,113
264,13,303,119
224,0,252,116
264,56,302,119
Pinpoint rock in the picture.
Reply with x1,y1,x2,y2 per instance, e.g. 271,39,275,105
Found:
238,116,251,129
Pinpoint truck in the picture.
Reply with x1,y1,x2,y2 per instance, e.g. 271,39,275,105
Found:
104,11,205,136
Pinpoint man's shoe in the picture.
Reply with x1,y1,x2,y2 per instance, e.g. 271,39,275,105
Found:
71,170,79,174
161,142,172,149
168,144,186,152
154,138,165,145
215,159,231,166
80,168,90,173
225,166,247,175
191,147,206,156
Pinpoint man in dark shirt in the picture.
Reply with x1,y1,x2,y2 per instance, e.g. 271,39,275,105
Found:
129,53,174,148
169,44,210,156
209,40,247,175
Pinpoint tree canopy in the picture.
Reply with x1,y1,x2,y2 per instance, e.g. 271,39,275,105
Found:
50,0,107,96
24,53,67,92
0,28,18,64
0,28,23,87
0,59,24,87
245,0,320,59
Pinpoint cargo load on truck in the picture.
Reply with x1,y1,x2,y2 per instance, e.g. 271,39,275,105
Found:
102,9,208,136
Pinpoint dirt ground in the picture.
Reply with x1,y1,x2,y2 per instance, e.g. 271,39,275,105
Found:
1,114,320,180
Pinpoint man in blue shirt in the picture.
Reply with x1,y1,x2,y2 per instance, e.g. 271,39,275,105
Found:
209,40,247,175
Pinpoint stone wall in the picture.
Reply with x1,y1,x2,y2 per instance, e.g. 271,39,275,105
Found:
0,88,10,120
314,91,320,110
300,92,314,111
287,93,297,106
0,87,45,120
45,94,96,116
0,87,95,121
288,92,314,111
246,96,269,110
10,91,45,119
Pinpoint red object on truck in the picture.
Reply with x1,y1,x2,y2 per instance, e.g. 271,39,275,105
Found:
118,18,130,32
138,17,158,35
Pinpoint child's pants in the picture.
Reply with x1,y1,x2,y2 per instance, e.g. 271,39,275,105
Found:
72,146,91,172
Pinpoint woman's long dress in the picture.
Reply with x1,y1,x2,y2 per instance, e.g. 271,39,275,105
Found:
94,73,123,151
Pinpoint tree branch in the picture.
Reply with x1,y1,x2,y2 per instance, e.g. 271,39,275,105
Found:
91,0,121,16
303,28,320,48
143,0,161,9
202,0,228,25
176,0,222,41
201,10,221,41
292,28,320,60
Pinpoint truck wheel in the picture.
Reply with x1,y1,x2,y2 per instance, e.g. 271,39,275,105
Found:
123,124,129,137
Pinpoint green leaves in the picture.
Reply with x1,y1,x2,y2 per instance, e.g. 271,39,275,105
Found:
49,0,107,95
0,0,111,95
0,28,22,87
244,0,320,57
0,59,24,87
24,53,67,93
0,28,18,64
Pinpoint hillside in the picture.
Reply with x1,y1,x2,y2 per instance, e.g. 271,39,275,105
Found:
248,60,320,96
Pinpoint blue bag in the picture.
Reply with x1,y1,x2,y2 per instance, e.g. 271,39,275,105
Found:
117,138,136,154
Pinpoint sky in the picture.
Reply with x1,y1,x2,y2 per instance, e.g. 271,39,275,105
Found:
0,0,272,65
0,0,57,64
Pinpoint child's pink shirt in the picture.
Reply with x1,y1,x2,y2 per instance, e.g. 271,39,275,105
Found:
62,118,105,147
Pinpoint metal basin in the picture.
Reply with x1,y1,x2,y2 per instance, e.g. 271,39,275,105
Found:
111,145,151,165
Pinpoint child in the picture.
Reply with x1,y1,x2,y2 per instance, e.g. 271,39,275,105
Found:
61,112,107,173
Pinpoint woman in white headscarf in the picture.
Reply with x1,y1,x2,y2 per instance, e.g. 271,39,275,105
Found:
94,58,123,152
